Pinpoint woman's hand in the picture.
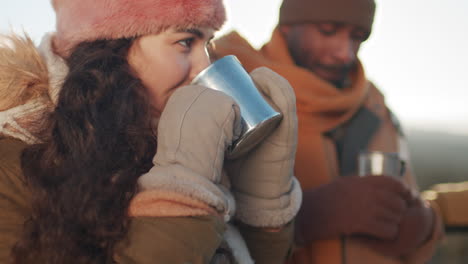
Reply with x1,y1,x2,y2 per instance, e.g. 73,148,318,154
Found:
138,85,242,216
225,67,302,228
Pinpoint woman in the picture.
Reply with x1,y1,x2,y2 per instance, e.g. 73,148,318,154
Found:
0,0,301,263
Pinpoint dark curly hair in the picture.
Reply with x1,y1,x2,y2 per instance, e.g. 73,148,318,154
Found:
13,38,157,263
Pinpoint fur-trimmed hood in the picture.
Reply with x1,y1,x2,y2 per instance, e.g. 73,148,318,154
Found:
0,34,50,111
0,33,67,143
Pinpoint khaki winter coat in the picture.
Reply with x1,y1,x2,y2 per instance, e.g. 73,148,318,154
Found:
0,137,224,263
0,138,31,262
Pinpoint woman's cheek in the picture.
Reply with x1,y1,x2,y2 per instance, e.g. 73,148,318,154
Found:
149,54,191,115
172,55,192,85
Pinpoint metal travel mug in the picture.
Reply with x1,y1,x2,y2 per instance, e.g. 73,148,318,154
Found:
192,55,283,159
357,150,406,177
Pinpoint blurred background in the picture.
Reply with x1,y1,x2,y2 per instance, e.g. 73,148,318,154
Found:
2,0,467,262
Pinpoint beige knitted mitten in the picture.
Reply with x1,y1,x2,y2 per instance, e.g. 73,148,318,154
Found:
138,85,242,217
226,67,302,228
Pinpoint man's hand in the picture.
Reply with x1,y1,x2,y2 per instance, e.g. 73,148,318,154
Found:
295,175,413,244
355,198,435,258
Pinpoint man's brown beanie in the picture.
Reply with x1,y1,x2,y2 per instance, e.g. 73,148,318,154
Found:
279,0,376,35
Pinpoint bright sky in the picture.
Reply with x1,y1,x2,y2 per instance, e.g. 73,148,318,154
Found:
2,0,468,135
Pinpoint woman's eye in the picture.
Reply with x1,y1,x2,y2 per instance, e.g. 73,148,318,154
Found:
178,38,195,48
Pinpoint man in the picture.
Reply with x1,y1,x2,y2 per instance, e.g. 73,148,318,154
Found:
213,0,443,263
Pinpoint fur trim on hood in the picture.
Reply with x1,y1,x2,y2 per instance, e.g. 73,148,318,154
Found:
0,33,66,143
0,34,49,111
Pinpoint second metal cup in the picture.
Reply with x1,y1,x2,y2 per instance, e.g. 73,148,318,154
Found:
357,150,406,178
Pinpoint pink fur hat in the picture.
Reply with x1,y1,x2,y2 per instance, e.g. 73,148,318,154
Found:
52,0,226,56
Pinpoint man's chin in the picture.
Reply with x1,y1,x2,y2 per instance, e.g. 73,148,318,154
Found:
330,79,347,89
316,73,344,86
313,68,349,88
314,67,338,78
